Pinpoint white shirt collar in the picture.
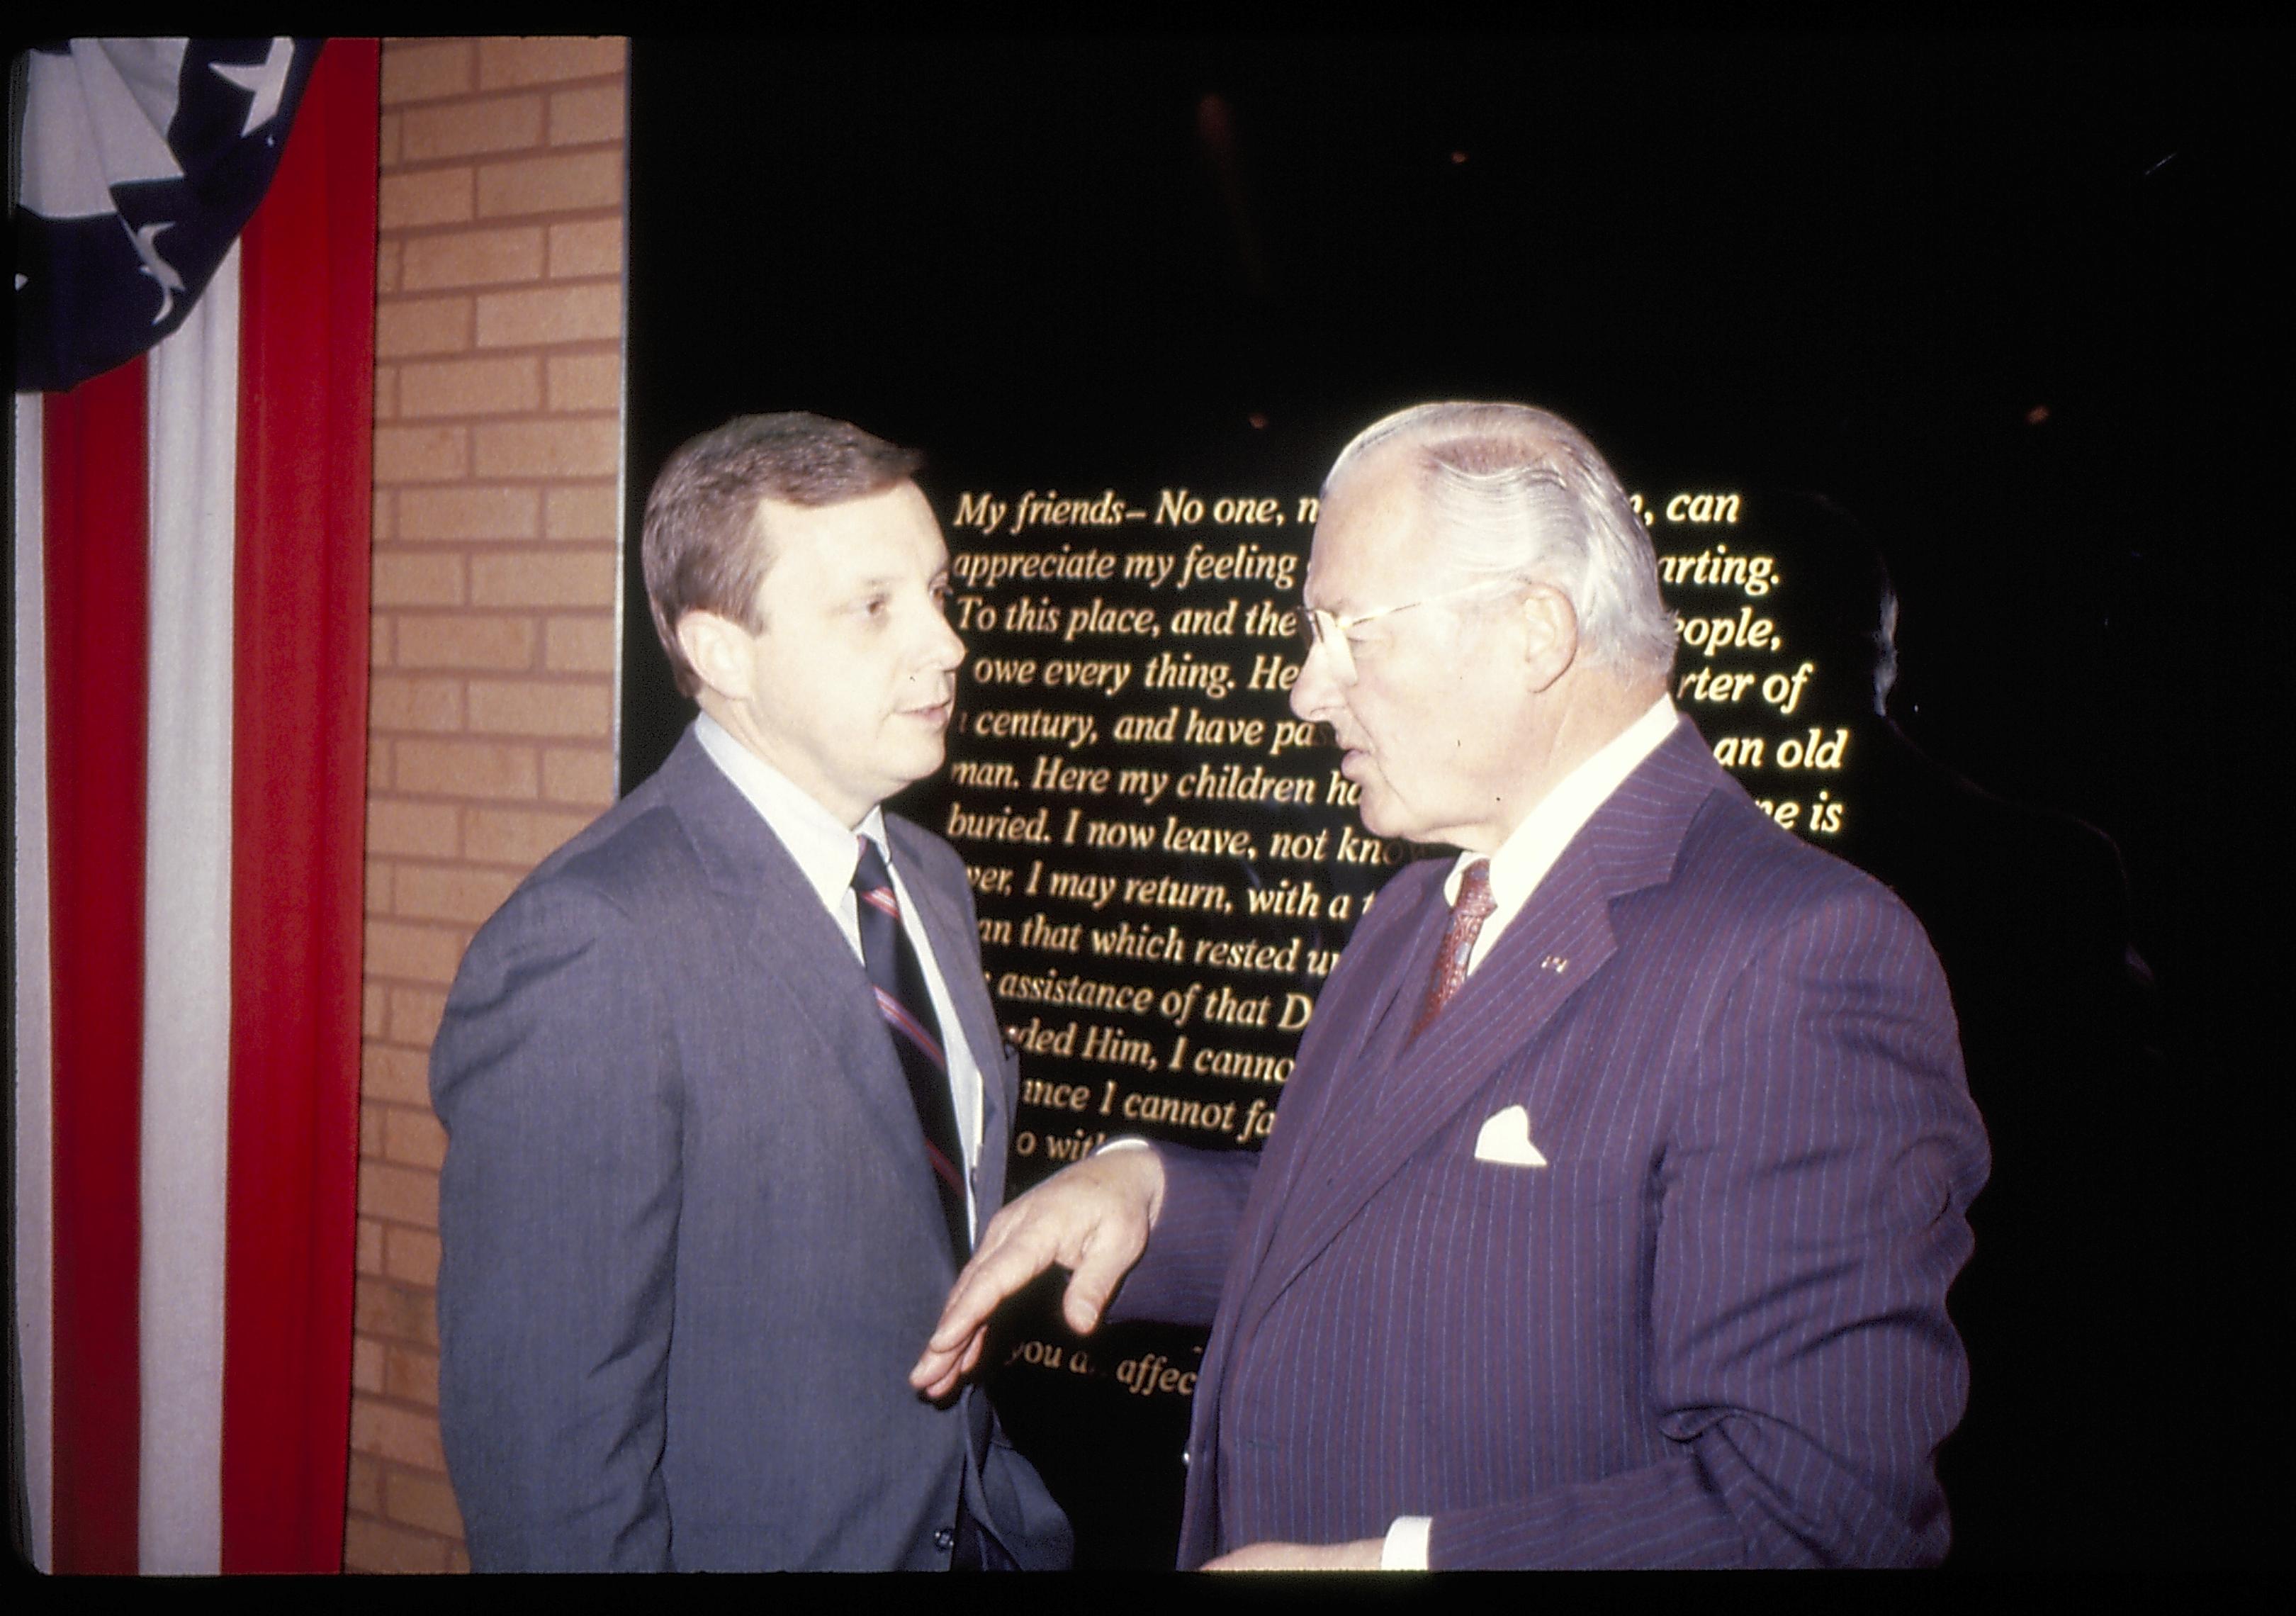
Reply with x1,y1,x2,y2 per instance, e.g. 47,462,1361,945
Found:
1444,694,1681,966
693,711,890,907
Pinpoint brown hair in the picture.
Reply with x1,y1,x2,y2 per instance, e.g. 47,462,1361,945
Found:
641,413,925,696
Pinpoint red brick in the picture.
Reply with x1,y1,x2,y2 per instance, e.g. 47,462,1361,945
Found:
369,741,393,792
479,37,626,89
395,738,541,800
374,296,473,359
400,225,546,292
373,366,398,422
544,747,618,807
544,483,619,542
544,615,616,674
473,417,618,480
473,282,621,347
398,485,541,543
471,551,618,609
383,1465,463,1537
476,150,622,218
371,675,466,734
468,678,612,740
381,39,475,106
379,167,475,230
388,987,451,1050
372,555,467,610
395,615,539,672
368,798,462,860
401,94,544,162
373,424,470,484
354,1279,437,1347
376,237,403,296
352,1335,386,1398
366,860,393,915
385,1228,444,1291
546,216,622,279
386,1106,451,1172
400,354,542,418
344,1513,454,1576
395,863,519,926
377,112,403,172
546,351,620,411
366,919,470,985
464,805,595,868
362,1044,434,1108
356,1217,386,1276
361,1101,388,1157
549,82,626,147
347,1452,386,1516
364,982,390,1039
352,1396,448,1469
358,1160,441,1230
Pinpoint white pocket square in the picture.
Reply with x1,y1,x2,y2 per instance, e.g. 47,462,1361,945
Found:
1473,1104,1548,1167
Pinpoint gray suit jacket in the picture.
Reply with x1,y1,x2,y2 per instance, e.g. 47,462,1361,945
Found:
432,725,1070,1570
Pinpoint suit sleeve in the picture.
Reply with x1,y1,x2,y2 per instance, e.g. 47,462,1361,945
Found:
1429,886,1989,1568
1103,1143,1259,1328
431,878,683,1571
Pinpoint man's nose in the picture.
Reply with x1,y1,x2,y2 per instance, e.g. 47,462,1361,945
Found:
925,601,966,672
1289,637,1343,722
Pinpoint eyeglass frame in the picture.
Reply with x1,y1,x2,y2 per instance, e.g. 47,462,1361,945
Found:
1300,576,1530,684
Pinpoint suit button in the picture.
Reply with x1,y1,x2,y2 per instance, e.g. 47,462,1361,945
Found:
934,1527,955,1552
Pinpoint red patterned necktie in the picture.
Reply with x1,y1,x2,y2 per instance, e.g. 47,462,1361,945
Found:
1412,859,1495,1038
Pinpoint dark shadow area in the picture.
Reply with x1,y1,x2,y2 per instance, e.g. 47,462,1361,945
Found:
623,30,2281,1566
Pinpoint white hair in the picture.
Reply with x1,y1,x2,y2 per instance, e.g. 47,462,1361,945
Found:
1324,401,1678,677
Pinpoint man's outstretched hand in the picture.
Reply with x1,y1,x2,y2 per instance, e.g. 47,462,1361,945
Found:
910,1145,1166,1401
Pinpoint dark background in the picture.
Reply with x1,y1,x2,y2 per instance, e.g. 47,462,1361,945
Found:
622,30,2283,1566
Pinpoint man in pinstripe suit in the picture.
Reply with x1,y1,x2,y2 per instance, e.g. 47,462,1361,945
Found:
918,403,1988,1569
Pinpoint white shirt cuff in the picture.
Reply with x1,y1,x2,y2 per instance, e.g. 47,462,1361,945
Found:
1380,1515,1431,1570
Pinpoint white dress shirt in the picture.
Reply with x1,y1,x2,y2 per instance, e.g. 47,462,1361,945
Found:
694,712,984,1235
1383,693,1679,1570
1444,692,1682,973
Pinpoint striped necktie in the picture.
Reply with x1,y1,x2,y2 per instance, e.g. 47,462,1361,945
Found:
852,836,970,1262
1412,858,1496,1038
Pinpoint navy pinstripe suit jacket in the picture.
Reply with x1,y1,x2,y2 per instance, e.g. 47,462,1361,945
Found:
1118,717,1988,1567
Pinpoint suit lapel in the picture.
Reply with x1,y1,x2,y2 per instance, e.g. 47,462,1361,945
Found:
1237,717,1724,1319
1242,846,1619,1308
661,732,952,1218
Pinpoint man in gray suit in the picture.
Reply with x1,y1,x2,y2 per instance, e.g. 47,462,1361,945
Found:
433,413,1071,1571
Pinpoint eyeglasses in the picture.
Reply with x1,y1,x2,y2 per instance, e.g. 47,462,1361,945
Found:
1300,577,1526,684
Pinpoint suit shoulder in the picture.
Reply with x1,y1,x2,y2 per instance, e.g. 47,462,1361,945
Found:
885,812,968,890
1669,781,1930,948
463,776,710,961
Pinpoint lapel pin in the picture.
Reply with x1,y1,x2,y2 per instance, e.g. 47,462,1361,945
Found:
1539,955,1569,973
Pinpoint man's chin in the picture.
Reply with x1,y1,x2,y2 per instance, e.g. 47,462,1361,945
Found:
889,734,947,795
1354,790,1406,842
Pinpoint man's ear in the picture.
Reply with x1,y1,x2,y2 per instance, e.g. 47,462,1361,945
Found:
675,610,754,705
1517,583,1580,694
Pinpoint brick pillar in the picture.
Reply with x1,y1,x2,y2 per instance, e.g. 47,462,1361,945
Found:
349,35,628,1574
